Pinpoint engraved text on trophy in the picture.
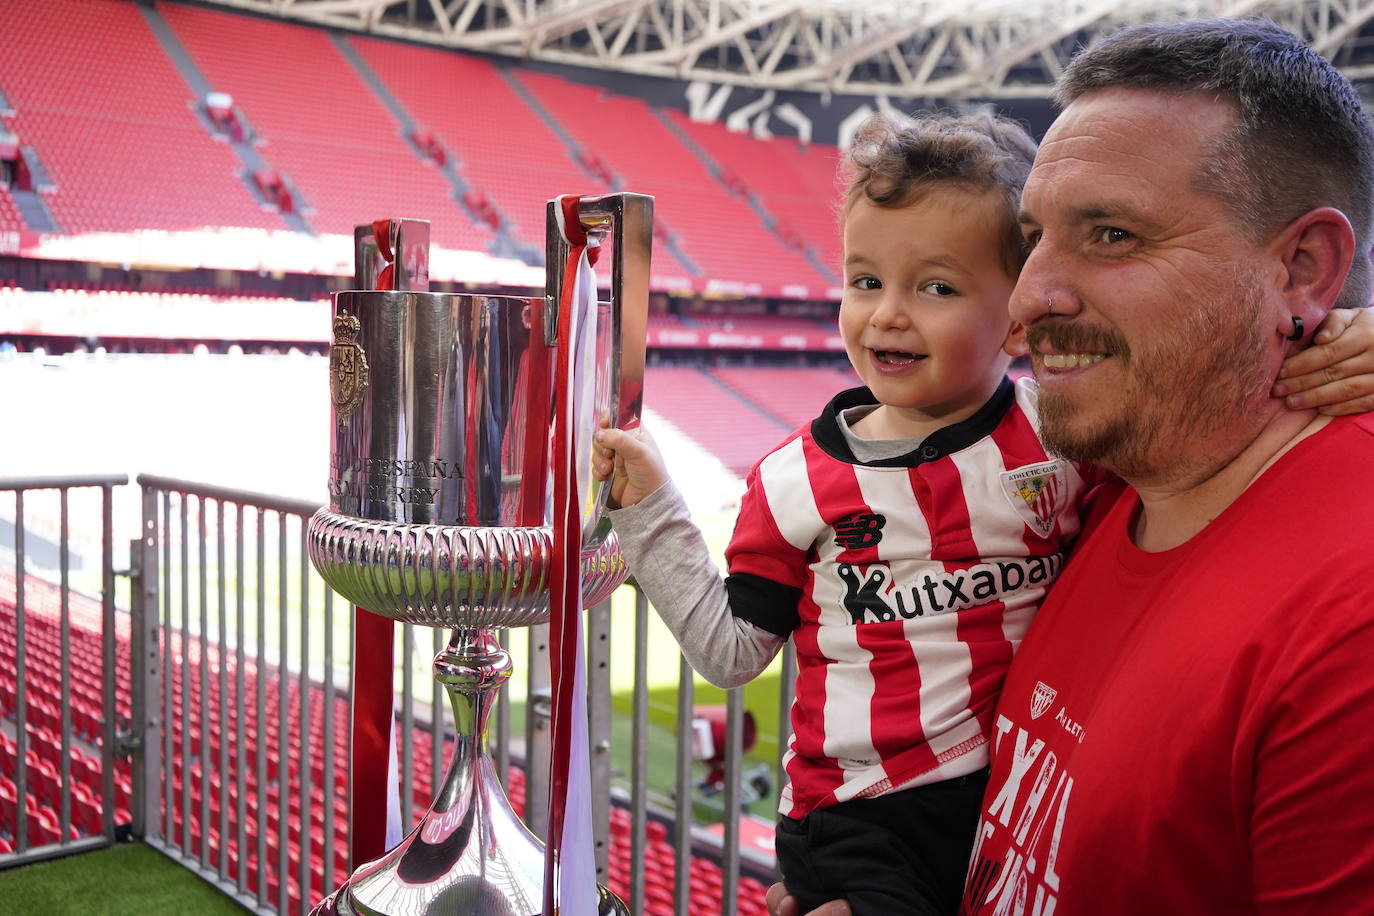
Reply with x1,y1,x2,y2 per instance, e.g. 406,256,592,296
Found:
329,455,460,506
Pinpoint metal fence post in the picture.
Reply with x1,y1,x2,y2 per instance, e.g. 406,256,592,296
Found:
129,484,162,841
524,623,552,838
587,597,614,885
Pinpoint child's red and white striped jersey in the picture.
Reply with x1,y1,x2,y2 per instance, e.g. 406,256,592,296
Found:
725,377,1102,817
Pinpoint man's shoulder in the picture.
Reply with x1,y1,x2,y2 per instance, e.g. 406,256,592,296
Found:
1287,413,1374,488
1349,412,1374,440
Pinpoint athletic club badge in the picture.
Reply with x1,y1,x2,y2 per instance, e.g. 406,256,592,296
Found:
1030,681,1058,719
330,310,369,423
1000,460,1066,539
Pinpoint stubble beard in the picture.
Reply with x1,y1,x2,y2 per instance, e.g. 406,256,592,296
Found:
1034,275,1272,483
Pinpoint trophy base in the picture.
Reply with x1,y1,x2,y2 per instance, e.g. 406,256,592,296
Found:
310,630,631,916
311,778,630,916
310,749,631,916
315,883,629,916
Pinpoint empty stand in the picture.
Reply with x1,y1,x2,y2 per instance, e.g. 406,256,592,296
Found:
160,4,489,252
515,71,832,297
349,37,612,255
0,0,858,306
664,111,846,281
0,186,22,233
685,315,831,334
645,366,796,475
709,366,861,430
0,0,285,235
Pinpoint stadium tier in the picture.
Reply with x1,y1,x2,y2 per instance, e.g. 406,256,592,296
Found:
663,110,846,283
0,189,23,235
708,366,861,431
644,366,800,476
0,575,772,916
0,0,850,300
515,70,835,297
159,3,488,253
0,0,284,235
347,37,604,255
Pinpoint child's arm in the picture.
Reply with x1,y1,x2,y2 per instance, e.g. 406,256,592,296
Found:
595,426,786,688
1275,307,1374,415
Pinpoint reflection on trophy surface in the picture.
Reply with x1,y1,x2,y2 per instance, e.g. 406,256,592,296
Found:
307,194,651,915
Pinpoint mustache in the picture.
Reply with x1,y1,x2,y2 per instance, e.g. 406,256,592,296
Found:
1026,320,1131,361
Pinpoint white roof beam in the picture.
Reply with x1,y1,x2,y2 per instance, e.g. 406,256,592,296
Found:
779,1,965,87
426,0,454,34
927,0,1119,95
290,0,399,15
1311,0,1374,56
630,0,802,66
525,0,647,44
608,6,644,56
758,16,799,76
450,0,491,34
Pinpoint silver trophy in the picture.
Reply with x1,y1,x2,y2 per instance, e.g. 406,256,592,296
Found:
308,194,651,915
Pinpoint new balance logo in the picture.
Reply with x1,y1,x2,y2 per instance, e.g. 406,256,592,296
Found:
834,512,886,550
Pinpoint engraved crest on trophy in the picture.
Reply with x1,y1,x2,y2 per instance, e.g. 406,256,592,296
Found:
329,311,369,421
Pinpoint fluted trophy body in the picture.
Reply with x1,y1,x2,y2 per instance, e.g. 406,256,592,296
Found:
308,195,651,915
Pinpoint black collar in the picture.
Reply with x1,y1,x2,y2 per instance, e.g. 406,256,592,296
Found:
810,376,1016,467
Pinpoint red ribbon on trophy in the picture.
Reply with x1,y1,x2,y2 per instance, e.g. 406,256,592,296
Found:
349,219,404,868
544,195,600,914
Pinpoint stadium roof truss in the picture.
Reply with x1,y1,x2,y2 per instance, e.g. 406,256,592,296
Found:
200,0,1374,97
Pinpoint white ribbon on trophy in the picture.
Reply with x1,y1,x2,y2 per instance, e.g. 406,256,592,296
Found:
546,194,602,913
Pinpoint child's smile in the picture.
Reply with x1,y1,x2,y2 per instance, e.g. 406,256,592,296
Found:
869,348,928,370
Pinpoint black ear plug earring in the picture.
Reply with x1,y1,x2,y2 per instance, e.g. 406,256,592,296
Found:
1286,316,1305,342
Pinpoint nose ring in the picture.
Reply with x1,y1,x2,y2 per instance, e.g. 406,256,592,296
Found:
1045,297,1054,318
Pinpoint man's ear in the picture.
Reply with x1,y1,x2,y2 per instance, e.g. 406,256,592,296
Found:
1003,322,1028,357
1273,207,1356,339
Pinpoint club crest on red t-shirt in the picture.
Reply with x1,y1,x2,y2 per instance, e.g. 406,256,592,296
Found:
1000,460,1067,538
1031,681,1058,720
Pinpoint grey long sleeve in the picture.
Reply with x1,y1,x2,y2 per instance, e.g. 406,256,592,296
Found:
609,481,784,688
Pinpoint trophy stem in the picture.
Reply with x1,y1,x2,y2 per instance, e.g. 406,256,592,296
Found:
436,626,511,754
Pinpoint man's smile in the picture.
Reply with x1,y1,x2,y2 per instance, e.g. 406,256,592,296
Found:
1039,352,1108,370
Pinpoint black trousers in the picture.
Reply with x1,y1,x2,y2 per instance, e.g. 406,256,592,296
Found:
774,769,989,916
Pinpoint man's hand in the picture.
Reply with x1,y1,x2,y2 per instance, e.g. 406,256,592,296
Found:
592,424,669,509
764,883,851,916
1275,307,1374,415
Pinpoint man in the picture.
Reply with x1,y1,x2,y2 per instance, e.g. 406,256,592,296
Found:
770,18,1374,916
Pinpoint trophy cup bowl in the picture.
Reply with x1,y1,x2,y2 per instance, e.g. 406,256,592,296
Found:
308,195,650,915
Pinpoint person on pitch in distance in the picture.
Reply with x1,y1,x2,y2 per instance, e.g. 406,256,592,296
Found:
598,105,1374,916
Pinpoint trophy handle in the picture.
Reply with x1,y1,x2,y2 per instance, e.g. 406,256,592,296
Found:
544,193,653,544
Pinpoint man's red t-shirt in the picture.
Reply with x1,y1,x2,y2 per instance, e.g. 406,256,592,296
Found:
961,414,1374,915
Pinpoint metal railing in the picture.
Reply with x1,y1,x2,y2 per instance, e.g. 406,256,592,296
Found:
2,472,790,915
0,474,126,869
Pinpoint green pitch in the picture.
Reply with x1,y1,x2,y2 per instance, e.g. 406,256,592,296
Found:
0,843,247,915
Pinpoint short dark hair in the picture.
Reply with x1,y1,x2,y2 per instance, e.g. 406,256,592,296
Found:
842,111,1038,277
1057,17,1374,310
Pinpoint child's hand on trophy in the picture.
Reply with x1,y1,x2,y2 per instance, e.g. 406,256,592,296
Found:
594,423,669,510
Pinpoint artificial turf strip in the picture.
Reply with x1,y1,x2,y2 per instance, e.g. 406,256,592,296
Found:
0,842,248,914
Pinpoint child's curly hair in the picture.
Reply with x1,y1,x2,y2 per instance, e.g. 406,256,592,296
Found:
842,111,1038,275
